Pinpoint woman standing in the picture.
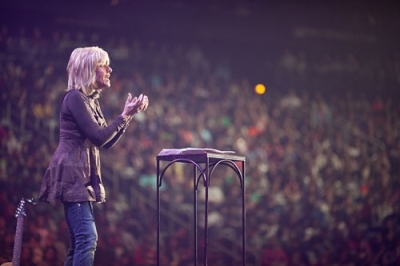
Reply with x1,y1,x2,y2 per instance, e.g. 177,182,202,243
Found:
38,46,149,265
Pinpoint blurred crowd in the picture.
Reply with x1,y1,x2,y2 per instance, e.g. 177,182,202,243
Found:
0,23,400,266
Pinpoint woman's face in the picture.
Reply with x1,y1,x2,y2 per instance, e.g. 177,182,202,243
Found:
95,63,112,89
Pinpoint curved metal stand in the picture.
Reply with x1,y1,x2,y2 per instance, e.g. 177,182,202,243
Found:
156,152,246,266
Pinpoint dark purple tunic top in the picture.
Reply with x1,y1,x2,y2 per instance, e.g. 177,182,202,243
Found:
39,89,128,203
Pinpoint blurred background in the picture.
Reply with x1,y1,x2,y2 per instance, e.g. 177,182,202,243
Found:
0,0,400,265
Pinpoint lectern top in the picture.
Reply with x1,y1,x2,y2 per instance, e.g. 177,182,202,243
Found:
157,148,245,163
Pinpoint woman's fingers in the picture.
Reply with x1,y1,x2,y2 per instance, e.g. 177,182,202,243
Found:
126,93,132,104
141,96,149,110
125,93,148,114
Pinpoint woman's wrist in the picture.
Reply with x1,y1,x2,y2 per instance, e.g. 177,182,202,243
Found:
121,114,131,122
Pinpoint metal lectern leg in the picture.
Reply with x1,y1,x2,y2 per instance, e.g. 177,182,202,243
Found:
193,165,198,266
203,160,209,266
156,159,160,266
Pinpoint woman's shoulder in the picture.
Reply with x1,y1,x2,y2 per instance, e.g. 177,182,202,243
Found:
68,89,85,97
62,89,90,111
65,89,88,102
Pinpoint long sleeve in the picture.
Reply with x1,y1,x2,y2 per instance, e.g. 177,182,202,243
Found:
103,123,127,149
65,90,128,148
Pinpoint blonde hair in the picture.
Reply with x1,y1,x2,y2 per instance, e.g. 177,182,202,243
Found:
67,46,110,95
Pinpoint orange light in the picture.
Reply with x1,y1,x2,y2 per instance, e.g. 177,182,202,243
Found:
254,84,266,95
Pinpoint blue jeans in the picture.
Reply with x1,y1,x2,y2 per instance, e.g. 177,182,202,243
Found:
63,202,97,266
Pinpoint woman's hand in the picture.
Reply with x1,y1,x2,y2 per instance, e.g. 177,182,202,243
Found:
137,94,149,112
121,93,149,118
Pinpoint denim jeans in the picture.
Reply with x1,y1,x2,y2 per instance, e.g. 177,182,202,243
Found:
63,202,97,266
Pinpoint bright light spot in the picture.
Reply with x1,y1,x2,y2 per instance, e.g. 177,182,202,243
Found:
254,83,266,95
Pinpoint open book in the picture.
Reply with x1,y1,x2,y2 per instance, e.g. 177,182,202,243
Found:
158,148,236,156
